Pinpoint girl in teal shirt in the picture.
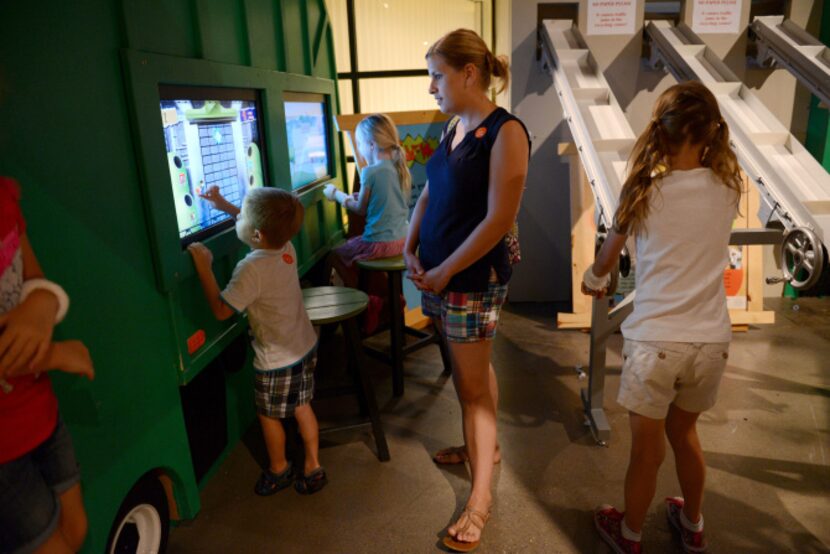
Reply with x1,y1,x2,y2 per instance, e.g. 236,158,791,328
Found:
324,113,410,287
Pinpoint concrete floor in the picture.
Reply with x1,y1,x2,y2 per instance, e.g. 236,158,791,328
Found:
167,298,830,553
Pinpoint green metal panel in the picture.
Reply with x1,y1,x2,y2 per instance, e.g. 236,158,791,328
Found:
194,0,250,65
243,0,280,69
0,1,342,552
279,0,306,75
121,0,203,58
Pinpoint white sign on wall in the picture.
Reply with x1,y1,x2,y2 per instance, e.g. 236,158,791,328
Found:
692,0,742,34
587,0,636,36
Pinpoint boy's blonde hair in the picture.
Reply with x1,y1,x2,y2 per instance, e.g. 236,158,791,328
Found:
615,81,743,236
355,113,412,199
426,28,510,94
244,188,304,247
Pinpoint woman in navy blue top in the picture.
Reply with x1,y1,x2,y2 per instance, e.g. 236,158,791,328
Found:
404,28,530,552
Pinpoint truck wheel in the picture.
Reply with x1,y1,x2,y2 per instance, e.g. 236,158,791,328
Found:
106,475,169,554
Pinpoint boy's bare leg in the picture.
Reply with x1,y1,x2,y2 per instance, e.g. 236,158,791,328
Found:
623,412,666,533
294,403,321,475
58,483,88,552
258,415,289,474
666,404,705,523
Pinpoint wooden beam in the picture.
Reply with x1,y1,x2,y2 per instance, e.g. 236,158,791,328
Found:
335,109,449,133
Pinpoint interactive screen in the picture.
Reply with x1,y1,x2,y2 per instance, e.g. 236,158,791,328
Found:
284,92,330,189
159,86,267,246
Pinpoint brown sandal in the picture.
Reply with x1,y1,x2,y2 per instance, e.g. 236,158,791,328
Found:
432,446,501,466
442,507,490,552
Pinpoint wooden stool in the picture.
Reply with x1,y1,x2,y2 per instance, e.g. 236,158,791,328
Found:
356,256,452,397
303,286,390,462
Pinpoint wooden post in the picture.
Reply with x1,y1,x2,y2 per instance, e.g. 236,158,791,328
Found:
558,143,595,329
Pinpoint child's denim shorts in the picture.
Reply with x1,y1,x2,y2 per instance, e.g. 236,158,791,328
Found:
0,416,81,554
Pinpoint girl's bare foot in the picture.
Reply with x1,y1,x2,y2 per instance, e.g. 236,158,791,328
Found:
433,445,501,465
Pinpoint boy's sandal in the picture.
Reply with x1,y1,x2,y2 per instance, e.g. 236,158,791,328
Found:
442,507,490,553
433,446,501,466
254,464,293,496
294,466,328,495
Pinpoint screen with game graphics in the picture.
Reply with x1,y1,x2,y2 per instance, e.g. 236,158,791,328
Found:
284,92,331,189
159,86,267,246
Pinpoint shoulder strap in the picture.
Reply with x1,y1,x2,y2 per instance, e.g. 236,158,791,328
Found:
482,109,531,155
441,115,461,142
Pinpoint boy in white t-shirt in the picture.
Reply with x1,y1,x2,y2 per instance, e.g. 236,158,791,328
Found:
189,186,327,496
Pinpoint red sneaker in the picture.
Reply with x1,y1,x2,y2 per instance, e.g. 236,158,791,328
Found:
594,505,642,554
665,497,707,553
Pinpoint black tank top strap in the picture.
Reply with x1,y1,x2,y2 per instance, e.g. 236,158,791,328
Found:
482,108,531,154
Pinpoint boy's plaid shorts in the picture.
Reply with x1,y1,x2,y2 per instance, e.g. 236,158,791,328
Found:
421,278,508,343
254,348,316,418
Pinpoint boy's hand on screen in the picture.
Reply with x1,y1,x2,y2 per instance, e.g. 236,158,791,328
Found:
323,184,337,201
199,186,230,211
188,242,213,271
0,294,57,373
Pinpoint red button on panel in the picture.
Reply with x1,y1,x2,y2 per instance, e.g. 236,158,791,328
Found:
187,329,206,355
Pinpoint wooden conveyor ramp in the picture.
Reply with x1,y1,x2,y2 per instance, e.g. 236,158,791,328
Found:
538,19,638,445
751,15,830,110
538,19,635,236
646,19,829,290
538,18,791,445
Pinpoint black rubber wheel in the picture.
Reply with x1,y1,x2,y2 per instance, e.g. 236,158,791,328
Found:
106,475,169,554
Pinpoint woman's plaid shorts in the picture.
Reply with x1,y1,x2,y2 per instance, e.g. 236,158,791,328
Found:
421,277,508,343
254,347,317,418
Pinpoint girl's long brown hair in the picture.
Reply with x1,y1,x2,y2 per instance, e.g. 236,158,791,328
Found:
615,81,742,236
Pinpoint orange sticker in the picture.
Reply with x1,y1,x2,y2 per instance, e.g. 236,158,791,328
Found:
475,127,487,139
723,268,744,296
282,253,294,264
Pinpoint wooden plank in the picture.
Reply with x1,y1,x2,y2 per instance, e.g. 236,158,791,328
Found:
563,143,596,319
404,307,431,330
558,309,775,331
728,310,776,325
746,179,766,312
558,142,578,156
335,109,449,133
557,311,592,329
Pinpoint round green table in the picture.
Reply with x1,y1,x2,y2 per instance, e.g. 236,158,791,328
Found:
303,286,369,325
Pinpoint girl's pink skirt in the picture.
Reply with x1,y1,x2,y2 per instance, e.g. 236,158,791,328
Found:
334,236,405,268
